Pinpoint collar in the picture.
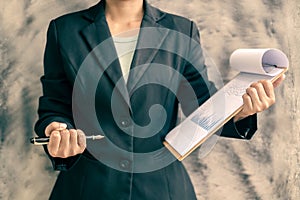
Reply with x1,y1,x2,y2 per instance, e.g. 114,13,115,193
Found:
83,0,166,23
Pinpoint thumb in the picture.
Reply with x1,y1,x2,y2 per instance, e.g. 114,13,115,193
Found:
45,122,67,136
273,74,286,88
77,129,87,149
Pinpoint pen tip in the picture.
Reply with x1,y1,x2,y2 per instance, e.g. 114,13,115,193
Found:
93,135,105,140
30,138,34,144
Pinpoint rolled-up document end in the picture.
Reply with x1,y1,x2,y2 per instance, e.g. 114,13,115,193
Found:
230,48,289,76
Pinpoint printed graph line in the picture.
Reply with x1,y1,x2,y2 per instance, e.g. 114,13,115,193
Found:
191,113,223,131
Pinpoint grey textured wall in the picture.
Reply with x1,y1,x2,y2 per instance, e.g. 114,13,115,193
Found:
0,0,299,199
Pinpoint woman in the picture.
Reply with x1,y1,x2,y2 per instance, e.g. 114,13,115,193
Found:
34,0,284,199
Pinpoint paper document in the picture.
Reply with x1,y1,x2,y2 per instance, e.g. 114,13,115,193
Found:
164,48,289,160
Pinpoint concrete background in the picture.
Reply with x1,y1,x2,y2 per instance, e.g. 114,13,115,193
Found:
0,0,299,199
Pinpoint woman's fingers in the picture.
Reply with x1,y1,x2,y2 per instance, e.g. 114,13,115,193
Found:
47,129,86,158
48,130,61,157
234,80,277,122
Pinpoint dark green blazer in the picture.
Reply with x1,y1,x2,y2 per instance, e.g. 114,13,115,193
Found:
35,1,257,199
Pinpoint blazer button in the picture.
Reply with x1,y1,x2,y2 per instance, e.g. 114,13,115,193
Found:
120,118,131,128
119,160,130,170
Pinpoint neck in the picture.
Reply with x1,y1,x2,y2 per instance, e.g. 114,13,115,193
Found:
105,0,144,23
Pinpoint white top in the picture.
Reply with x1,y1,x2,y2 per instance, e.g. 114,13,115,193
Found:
112,35,139,83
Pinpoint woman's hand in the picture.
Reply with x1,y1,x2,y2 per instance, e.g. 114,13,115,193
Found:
45,122,86,158
234,74,286,122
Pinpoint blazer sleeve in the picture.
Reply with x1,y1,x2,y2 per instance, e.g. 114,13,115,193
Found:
34,20,82,171
178,21,257,140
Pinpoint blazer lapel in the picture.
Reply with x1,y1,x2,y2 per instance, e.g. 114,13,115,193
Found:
80,1,128,103
126,20,169,94
126,2,168,94
79,0,168,102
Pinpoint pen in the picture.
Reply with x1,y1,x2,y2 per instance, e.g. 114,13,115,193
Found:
30,135,105,145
